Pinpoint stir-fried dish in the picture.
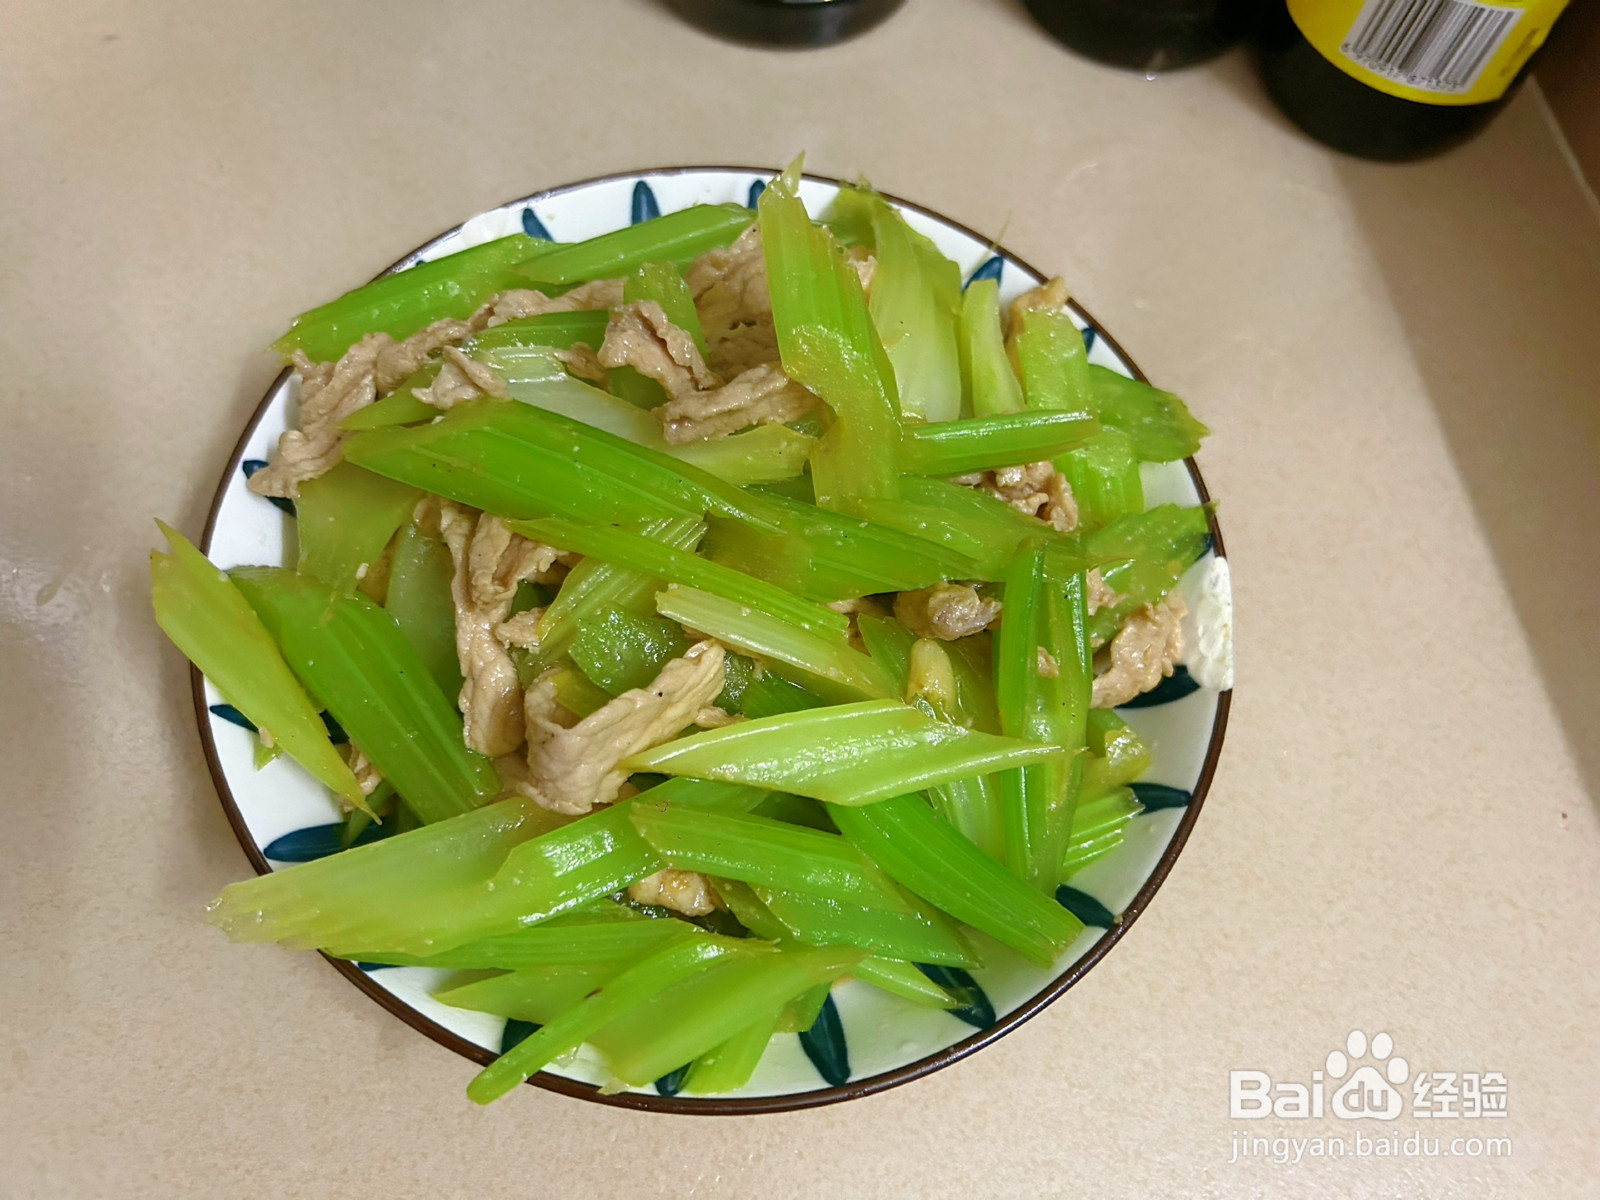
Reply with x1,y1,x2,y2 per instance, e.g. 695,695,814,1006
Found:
151,160,1214,1104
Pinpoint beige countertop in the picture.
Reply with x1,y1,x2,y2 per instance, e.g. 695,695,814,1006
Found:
4,1,1599,1196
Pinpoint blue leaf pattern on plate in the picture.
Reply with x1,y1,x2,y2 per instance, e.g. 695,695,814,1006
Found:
262,821,386,862
746,179,767,208
1129,782,1192,811
241,460,295,515
354,961,397,972
1055,885,1118,929
501,1019,540,1054
521,207,552,240
798,994,850,1087
1081,325,1098,353
631,180,660,225
654,1064,691,1096
320,710,348,744
1117,664,1201,708
208,703,256,732
915,964,996,1030
963,255,1004,290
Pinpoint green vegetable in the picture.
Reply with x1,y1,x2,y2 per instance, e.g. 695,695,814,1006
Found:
845,185,962,423
654,584,896,703
829,794,1084,966
849,958,958,1008
669,425,817,487
1010,307,1092,413
626,696,1072,807
759,162,902,508
1083,709,1151,791
623,261,709,359
756,886,977,967
902,410,1099,477
571,608,692,696
958,277,1025,417
509,517,848,641
149,523,364,809
436,962,633,1024
1056,428,1144,529
904,638,1006,862
1090,365,1209,461
471,309,611,352
1061,785,1143,876
230,566,499,825
856,613,915,688
275,233,555,363
775,982,831,1033
513,204,755,288
993,545,1091,890
384,522,463,697
722,656,829,720
685,1011,781,1094
341,364,440,430
546,662,615,718
1079,504,1211,645
342,902,687,969
294,462,420,595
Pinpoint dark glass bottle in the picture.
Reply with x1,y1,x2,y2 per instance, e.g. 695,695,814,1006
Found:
665,0,905,47
1023,0,1254,71
1254,0,1570,162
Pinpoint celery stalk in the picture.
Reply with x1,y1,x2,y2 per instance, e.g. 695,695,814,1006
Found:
755,887,978,967
1080,504,1212,645
668,425,816,487
547,662,614,718
436,962,631,1024
467,934,744,1103
654,584,895,703
958,278,1025,417
589,943,863,1087
624,262,709,359
570,609,691,696
509,517,848,641
851,187,962,423
1010,308,1092,413
532,515,704,672
513,204,755,288
849,957,958,1008
150,523,364,809
774,982,831,1033
341,903,688,969
294,462,420,595
829,794,1085,966
903,410,1099,477
384,522,463,697
230,566,499,825
904,638,1007,862
685,1010,781,1095
1083,710,1152,791
625,696,1071,807
471,309,611,352
1061,785,1144,875
856,613,915,688
341,363,440,431
722,657,829,720
1056,428,1144,529
759,165,902,507
1090,365,1209,461
275,233,555,363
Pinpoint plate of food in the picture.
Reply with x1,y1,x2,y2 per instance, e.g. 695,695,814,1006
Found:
153,161,1232,1112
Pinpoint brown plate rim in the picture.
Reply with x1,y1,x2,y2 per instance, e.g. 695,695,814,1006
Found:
191,164,1231,1115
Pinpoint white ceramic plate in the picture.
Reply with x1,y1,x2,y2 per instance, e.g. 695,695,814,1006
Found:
195,166,1233,1113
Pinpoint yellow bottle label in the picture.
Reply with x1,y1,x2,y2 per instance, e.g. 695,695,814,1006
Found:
1286,0,1570,105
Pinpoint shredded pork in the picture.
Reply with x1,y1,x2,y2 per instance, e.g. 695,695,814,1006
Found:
488,279,626,325
895,582,1002,641
628,869,721,917
415,346,510,410
1086,567,1121,616
954,462,1079,532
1092,593,1187,708
518,640,727,815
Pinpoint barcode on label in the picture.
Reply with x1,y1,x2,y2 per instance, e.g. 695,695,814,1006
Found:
1341,0,1522,93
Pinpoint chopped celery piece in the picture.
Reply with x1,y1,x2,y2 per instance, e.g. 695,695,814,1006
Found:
294,462,420,595
756,887,977,967
509,517,847,640
958,278,1025,417
384,522,463,697
513,204,755,287
468,934,745,1103
844,186,961,423
626,697,1071,807
533,515,704,672
275,233,553,363
1056,428,1144,529
436,961,630,1024
669,424,816,486
685,1011,780,1095
727,659,829,720
571,608,691,696
341,903,687,968
206,796,571,952
759,165,901,507
655,585,894,703
1090,365,1209,461
856,613,914,687
231,566,499,825
471,309,611,352
150,523,364,809
775,982,831,1033
946,632,1003,734
341,363,440,431
629,806,917,910
589,943,862,1086
548,663,613,718
830,794,1084,966
343,400,731,526
850,958,957,1008
624,261,708,358
904,638,1007,862
902,410,1099,476
993,545,1092,890
1083,709,1152,790
713,877,792,940
607,366,670,411
1084,502,1211,569
1062,785,1143,876
1010,307,1092,413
